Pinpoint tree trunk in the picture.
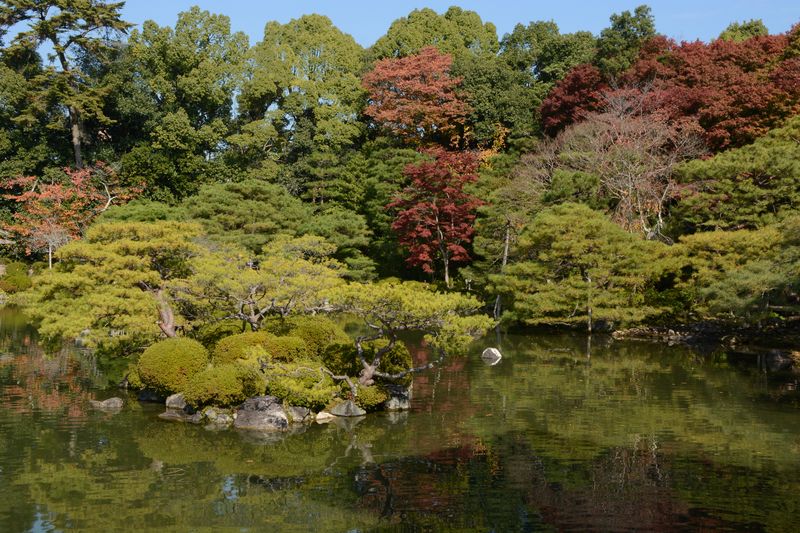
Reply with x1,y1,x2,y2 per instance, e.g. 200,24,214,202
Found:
155,290,177,338
443,255,450,289
69,106,83,169
493,223,511,320
586,273,593,334
48,244,53,269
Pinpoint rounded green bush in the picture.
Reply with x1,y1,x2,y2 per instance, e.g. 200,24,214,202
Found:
192,320,245,349
265,336,308,362
137,338,209,395
0,261,31,294
125,362,144,389
183,364,263,408
355,385,389,412
283,316,350,358
212,331,275,365
263,360,341,410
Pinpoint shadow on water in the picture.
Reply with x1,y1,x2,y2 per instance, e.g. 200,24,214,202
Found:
1,309,799,531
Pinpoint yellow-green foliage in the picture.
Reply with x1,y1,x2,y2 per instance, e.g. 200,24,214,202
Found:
322,339,413,386
191,319,244,349
0,261,31,293
282,315,350,358
183,364,263,407
355,385,389,411
262,360,341,410
125,362,143,389
264,335,308,362
137,338,209,395
212,331,275,364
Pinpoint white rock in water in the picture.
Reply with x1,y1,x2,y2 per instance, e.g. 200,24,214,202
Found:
481,347,502,365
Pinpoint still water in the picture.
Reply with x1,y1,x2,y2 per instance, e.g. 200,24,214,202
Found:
1,308,799,532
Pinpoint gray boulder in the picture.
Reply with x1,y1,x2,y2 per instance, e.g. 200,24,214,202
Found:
481,347,502,366
384,383,413,411
89,397,124,411
165,393,187,410
329,400,366,417
234,395,288,431
287,406,312,424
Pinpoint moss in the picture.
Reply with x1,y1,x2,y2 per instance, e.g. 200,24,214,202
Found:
212,331,275,365
183,364,263,408
137,338,209,395
262,360,342,410
354,384,389,412
0,261,31,294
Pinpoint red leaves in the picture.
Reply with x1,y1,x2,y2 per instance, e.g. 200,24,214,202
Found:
388,148,483,281
362,47,470,146
541,30,800,151
1,164,141,257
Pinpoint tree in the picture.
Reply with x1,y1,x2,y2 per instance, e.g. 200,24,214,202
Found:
671,115,800,233
18,221,202,349
363,47,470,147
177,236,345,332
330,280,492,385
595,5,656,77
388,148,483,287
718,20,769,42
368,7,498,62
1,165,139,267
0,0,131,168
540,64,607,135
491,203,664,331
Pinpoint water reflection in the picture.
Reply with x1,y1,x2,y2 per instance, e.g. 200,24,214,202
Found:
1,311,799,531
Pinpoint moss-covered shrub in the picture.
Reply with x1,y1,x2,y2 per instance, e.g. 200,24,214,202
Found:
125,362,144,389
264,335,308,362
137,338,209,395
283,316,350,358
262,360,341,410
183,364,263,407
191,319,245,349
322,339,413,386
0,261,31,293
212,331,275,365
355,385,389,412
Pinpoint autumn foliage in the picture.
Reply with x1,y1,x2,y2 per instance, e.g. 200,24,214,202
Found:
541,27,800,150
1,165,139,265
363,46,470,146
388,148,483,286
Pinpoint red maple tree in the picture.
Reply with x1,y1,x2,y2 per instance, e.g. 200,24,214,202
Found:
541,26,800,151
362,46,470,147
388,148,483,287
2,164,140,267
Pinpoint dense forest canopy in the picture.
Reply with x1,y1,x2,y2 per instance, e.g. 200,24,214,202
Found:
0,2,798,346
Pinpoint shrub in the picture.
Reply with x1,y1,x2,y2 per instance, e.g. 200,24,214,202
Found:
125,362,144,389
212,331,275,365
191,320,245,349
355,385,389,412
322,339,413,386
264,336,309,362
283,316,350,358
137,338,209,395
262,360,341,410
0,262,31,294
183,364,263,407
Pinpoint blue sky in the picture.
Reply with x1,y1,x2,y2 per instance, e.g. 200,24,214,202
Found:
120,0,799,46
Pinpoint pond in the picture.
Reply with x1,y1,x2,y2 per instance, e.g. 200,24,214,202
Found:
1,307,799,532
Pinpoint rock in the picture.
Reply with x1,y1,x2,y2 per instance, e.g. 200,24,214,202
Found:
158,410,202,424
234,395,288,431
89,397,124,410
137,389,165,403
481,347,502,366
287,406,312,424
384,383,413,411
329,400,366,417
315,411,335,424
165,393,187,410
